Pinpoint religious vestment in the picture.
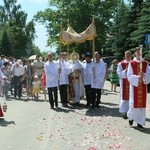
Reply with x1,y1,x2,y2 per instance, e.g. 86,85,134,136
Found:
90,60,106,107
127,57,150,126
44,60,59,108
59,59,71,105
117,60,130,114
69,60,83,103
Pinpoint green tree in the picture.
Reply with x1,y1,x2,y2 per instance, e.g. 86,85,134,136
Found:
0,30,13,56
0,0,36,58
129,0,143,47
107,0,131,59
30,44,41,56
130,0,150,46
34,0,120,56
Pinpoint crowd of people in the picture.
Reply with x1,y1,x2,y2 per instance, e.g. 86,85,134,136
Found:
0,55,46,100
0,48,150,131
0,52,106,106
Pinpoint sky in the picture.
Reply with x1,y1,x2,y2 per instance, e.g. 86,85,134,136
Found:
18,0,53,52
0,0,54,52
0,0,129,53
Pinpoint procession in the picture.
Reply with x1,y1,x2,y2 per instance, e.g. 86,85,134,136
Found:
1,46,150,149
1,45,150,131
1,0,150,149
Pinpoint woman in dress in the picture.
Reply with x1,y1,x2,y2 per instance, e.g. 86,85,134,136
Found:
24,59,35,99
109,59,119,92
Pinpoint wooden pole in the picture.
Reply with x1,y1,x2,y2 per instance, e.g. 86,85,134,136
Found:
92,38,95,56
139,45,143,72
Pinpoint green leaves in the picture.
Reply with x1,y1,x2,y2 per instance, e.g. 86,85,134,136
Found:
0,0,36,58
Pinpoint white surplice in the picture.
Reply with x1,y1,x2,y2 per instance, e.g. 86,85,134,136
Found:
127,57,150,126
90,60,106,89
117,60,129,113
59,60,71,85
44,60,59,88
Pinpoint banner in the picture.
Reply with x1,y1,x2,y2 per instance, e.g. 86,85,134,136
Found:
60,20,96,45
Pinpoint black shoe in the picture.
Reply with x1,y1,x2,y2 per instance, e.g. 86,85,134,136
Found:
75,102,80,107
123,113,128,119
62,103,68,107
96,105,100,109
129,120,133,126
50,106,54,109
91,105,95,109
137,124,145,131
85,104,90,108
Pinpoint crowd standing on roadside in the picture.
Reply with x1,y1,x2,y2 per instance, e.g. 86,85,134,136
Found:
0,48,150,131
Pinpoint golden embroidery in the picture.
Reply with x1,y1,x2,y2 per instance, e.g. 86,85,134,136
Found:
137,63,143,107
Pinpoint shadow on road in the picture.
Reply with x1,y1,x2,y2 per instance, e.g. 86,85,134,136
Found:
102,102,118,106
132,126,150,134
85,105,120,117
0,119,15,127
54,107,75,113
102,89,119,95
102,92,118,96
146,118,150,123
23,98,45,102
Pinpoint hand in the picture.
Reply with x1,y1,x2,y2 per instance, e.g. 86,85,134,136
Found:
138,71,144,82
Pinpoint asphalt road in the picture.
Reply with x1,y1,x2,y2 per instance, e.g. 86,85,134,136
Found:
0,81,150,150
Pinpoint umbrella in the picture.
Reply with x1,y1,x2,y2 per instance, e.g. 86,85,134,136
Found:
28,55,36,60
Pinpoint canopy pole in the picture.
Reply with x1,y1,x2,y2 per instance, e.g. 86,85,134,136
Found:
92,37,95,57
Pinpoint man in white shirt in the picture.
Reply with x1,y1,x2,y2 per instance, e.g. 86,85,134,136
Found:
82,52,92,107
11,61,24,99
44,53,59,109
90,52,106,108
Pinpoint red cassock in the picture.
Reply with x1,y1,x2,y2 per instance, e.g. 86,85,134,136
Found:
121,61,129,100
130,60,147,108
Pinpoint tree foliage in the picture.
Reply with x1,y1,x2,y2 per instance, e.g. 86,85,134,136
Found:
107,0,132,59
34,0,150,60
1,0,150,60
34,0,120,55
0,0,36,58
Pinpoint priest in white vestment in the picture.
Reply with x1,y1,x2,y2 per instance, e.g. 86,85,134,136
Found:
117,51,131,119
127,47,150,130
69,52,83,106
